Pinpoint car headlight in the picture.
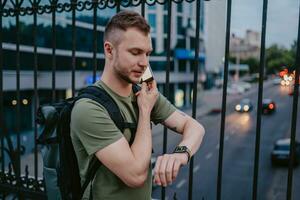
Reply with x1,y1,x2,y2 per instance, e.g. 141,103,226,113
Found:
243,105,250,112
235,104,241,111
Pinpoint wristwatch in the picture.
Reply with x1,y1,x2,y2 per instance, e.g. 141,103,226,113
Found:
173,146,192,163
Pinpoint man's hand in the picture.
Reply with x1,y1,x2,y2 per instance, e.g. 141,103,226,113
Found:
136,80,158,114
153,153,188,187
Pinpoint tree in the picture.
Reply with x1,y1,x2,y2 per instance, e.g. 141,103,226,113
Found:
266,44,294,74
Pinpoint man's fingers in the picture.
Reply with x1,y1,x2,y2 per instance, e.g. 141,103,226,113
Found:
154,154,183,187
141,82,147,92
154,156,162,186
172,159,181,181
165,157,175,184
158,155,168,187
148,80,157,91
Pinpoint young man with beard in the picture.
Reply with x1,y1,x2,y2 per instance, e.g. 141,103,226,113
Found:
71,10,205,200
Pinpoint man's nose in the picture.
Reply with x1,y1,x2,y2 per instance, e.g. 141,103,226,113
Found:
138,54,148,68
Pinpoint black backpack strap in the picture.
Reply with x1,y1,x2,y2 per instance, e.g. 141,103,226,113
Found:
80,156,100,199
78,86,125,132
123,122,137,145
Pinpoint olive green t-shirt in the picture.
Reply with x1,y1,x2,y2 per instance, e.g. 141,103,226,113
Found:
70,80,176,200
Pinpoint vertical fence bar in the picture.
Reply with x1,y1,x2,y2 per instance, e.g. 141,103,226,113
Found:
92,0,97,82
286,3,300,199
51,0,56,102
15,0,21,198
116,0,120,13
141,0,145,17
161,1,172,199
33,0,39,181
0,0,4,184
216,0,231,199
252,1,268,199
71,0,76,96
188,0,201,199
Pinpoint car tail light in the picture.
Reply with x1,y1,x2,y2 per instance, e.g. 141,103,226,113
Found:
269,103,274,109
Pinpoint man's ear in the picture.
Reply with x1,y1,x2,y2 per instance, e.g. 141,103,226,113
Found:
104,41,114,58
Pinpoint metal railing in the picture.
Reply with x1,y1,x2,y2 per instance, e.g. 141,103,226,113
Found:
0,0,299,199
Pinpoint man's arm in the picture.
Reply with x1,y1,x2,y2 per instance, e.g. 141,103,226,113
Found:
153,110,205,187
95,82,158,188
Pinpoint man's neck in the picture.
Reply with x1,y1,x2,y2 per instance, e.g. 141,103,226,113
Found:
101,70,132,97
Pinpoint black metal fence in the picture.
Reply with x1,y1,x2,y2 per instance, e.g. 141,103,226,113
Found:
0,0,299,199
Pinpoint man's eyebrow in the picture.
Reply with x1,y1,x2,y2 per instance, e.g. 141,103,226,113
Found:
129,47,152,54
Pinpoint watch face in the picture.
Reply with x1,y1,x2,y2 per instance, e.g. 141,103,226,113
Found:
177,146,185,151
174,146,191,163
175,146,186,152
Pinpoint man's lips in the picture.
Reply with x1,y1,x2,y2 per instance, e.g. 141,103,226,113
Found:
132,70,143,76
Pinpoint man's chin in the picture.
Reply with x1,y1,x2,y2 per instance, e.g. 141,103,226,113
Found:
119,74,140,84
131,79,141,84
129,77,141,84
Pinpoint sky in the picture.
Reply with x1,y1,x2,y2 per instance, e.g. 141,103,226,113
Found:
231,0,300,48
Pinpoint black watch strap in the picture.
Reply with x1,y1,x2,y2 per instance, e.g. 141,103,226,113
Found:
173,146,192,163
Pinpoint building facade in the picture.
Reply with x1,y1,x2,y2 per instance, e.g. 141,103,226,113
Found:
2,1,207,133
230,30,261,60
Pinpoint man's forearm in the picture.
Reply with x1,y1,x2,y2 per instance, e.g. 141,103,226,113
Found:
130,111,152,174
153,111,205,187
178,118,205,156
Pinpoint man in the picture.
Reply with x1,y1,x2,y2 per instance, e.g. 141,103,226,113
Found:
71,10,205,200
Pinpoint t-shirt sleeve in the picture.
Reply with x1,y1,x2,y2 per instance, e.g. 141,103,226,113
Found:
151,93,176,124
71,98,123,156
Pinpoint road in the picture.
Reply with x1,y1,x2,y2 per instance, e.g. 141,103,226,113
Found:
151,83,300,200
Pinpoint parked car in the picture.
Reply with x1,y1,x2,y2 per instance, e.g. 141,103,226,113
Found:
271,138,300,166
235,98,253,112
262,99,276,114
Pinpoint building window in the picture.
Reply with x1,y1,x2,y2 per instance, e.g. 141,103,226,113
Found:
163,15,168,34
151,37,156,52
164,38,168,51
200,0,205,32
190,37,196,49
177,3,183,12
148,14,156,33
177,16,184,35
179,59,186,72
164,3,168,11
176,39,185,48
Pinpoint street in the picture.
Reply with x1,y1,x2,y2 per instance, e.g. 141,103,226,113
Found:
151,82,300,200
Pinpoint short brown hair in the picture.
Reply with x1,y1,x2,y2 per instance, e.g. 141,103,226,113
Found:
104,10,151,45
